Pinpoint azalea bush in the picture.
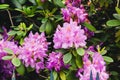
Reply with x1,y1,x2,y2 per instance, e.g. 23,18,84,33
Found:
0,0,120,80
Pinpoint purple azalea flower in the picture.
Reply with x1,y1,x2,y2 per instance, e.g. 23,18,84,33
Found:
18,32,49,73
2,26,8,41
84,27,94,38
61,5,88,24
53,19,87,49
46,52,65,71
77,49,109,80
0,40,18,80
65,0,81,7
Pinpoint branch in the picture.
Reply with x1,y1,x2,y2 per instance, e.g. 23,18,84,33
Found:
7,10,14,26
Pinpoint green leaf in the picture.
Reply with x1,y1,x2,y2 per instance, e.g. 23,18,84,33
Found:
106,20,120,27
60,71,66,80
53,0,65,8
103,56,114,63
75,56,83,68
29,0,36,5
113,14,120,20
39,19,48,32
110,71,119,76
2,56,13,60
18,0,26,4
16,31,24,36
26,67,35,72
8,31,17,35
27,24,33,31
12,57,21,67
83,22,96,32
3,48,14,54
63,52,72,63
0,4,9,9
115,7,120,14
16,63,25,75
45,21,53,35
12,0,22,9
53,71,58,80
76,48,85,56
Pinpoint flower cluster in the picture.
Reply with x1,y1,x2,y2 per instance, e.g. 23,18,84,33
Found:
0,39,19,55
84,27,94,38
18,32,49,73
65,0,81,7
53,20,87,49
62,0,87,24
77,50,109,80
47,52,65,71
0,60,14,80
0,40,17,80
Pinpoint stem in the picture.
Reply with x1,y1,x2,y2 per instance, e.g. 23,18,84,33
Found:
39,74,47,79
7,10,14,26
117,0,120,7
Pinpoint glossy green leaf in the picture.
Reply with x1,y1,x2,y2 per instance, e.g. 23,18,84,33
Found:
106,20,120,27
12,57,21,67
45,21,53,35
27,24,33,31
63,52,72,63
16,31,24,36
83,22,96,32
115,7,120,14
8,31,17,35
0,4,9,9
16,63,25,75
12,0,22,9
75,56,83,68
60,71,66,80
26,67,35,72
113,14,120,20
53,71,58,80
76,48,85,56
18,0,26,4
103,56,114,63
39,19,47,32
53,0,65,7
3,48,14,54
2,56,13,60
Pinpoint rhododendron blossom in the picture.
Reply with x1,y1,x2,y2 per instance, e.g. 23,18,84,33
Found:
53,20,87,49
47,52,65,71
18,32,49,73
61,4,87,23
77,51,109,80
65,0,81,7
0,40,17,80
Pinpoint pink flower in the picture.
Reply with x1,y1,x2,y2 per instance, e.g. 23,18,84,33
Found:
0,39,19,55
65,0,81,7
46,52,65,71
19,32,49,73
77,50,109,80
0,39,17,80
61,5,88,23
53,19,87,49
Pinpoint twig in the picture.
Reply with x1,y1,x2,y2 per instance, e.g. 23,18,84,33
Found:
7,9,14,26
117,0,120,7
39,74,48,79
